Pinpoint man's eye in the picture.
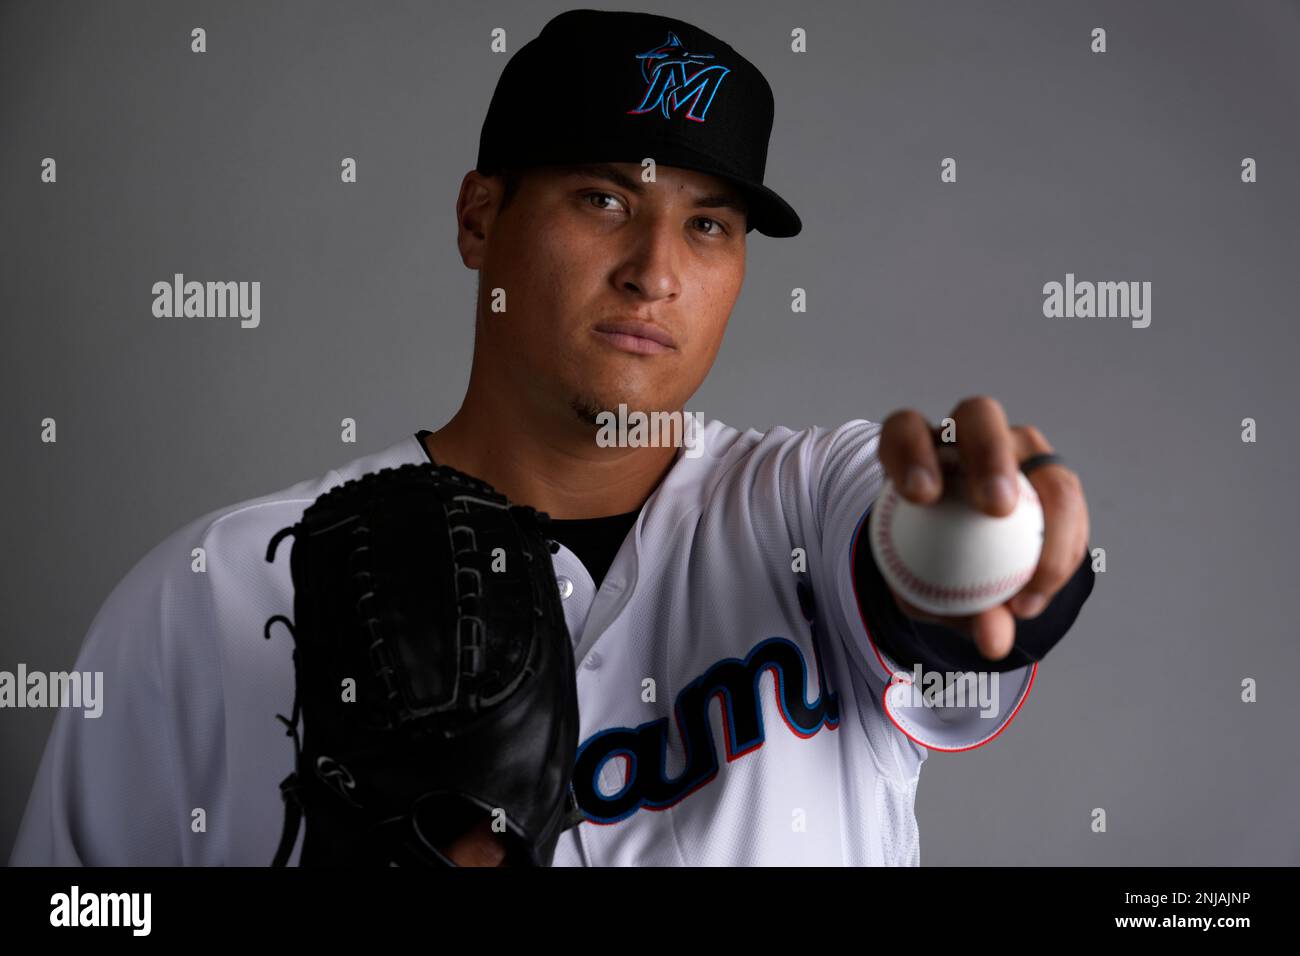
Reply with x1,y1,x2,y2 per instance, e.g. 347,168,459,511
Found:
695,216,727,236
584,191,621,211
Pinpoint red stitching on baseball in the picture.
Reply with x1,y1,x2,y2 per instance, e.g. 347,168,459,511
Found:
876,485,1036,606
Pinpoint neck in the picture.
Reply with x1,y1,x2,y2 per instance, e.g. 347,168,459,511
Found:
422,373,681,520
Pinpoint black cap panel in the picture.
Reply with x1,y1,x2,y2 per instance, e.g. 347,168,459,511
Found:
476,9,800,238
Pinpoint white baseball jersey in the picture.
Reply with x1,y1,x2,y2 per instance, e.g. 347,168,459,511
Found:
10,417,1034,866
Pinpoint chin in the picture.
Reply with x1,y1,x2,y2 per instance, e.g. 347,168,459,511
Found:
567,389,668,428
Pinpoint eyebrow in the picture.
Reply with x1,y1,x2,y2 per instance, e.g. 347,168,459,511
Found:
556,162,749,218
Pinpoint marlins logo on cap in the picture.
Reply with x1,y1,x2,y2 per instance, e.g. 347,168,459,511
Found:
627,31,730,123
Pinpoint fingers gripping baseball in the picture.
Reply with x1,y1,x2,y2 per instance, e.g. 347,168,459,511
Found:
875,399,1090,661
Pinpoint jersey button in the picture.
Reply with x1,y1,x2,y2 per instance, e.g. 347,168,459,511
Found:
556,576,574,600
583,651,603,670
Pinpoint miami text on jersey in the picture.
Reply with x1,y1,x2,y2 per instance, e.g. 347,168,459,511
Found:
573,635,842,823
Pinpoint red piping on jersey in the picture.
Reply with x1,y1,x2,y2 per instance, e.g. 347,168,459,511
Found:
850,505,1038,754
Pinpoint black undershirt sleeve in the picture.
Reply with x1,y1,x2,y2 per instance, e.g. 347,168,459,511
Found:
851,506,1096,674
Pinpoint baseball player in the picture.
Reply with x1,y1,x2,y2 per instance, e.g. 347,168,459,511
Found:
10,9,1094,867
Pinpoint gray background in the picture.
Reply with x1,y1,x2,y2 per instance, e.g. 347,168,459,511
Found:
2,0,1298,865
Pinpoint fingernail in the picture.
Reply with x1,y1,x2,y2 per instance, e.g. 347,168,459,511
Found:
904,466,938,498
984,475,1016,511
1015,592,1047,618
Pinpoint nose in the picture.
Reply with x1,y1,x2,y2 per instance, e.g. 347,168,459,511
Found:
613,212,683,303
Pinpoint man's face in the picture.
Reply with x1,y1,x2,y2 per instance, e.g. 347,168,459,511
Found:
461,161,748,428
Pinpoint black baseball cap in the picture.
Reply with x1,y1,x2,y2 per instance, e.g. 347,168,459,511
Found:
475,9,802,238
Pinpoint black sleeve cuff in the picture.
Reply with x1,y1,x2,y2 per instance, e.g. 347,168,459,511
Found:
852,508,1096,674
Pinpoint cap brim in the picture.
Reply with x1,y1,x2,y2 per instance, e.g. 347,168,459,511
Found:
737,180,802,238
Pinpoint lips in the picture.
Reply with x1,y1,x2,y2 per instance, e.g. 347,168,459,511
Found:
592,319,678,355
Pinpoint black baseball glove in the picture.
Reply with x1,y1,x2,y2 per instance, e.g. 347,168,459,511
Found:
263,462,582,866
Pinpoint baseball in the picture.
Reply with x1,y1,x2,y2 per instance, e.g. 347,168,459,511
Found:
869,462,1044,618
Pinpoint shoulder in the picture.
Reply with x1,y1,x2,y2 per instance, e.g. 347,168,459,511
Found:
99,433,432,638
687,416,882,490
704,416,881,457
195,433,428,556
646,416,884,537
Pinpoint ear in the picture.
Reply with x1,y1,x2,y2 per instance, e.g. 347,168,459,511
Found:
456,170,506,270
